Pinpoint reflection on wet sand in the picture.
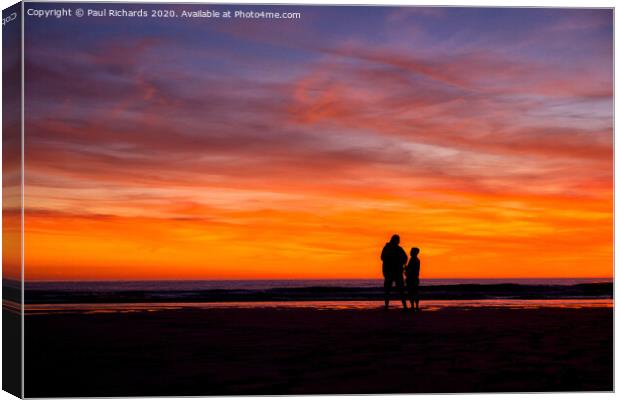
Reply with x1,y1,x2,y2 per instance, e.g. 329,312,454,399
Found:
25,298,613,315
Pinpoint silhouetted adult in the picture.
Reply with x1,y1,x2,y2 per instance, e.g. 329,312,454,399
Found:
381,234,408,310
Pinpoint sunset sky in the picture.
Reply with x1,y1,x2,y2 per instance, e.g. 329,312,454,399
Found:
19,5,613,280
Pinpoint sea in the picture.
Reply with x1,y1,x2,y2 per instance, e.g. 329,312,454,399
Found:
8,278,612,314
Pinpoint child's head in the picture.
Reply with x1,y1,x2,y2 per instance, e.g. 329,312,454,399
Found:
410,247,420,256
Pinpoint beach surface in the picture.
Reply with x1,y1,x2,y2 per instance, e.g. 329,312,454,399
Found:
25,305,612,396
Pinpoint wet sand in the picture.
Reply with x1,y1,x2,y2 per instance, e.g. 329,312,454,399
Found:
25,306,613,396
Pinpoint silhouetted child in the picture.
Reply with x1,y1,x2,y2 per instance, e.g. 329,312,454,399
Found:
405,248,421,311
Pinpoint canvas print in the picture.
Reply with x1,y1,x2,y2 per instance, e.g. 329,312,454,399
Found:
2,2,614,397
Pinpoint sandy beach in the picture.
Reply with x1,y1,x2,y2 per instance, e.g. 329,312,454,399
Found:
24,305,612,396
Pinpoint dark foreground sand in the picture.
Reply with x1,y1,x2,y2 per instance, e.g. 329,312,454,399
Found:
25,306,612,396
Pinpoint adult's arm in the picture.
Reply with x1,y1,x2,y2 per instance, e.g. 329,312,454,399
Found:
400,248,408,266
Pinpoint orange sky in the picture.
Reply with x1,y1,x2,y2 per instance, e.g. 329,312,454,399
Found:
21,182,612,280
17,6,613,281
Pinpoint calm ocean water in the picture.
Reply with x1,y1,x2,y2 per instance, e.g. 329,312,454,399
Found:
13,278,612,314
24,277,612,292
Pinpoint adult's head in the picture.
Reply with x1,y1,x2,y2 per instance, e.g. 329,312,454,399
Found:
389,234,400,245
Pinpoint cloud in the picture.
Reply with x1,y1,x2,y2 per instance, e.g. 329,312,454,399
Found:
21,8,612,279
287,53,612,161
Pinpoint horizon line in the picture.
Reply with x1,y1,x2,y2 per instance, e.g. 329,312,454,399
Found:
12,276,615,283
